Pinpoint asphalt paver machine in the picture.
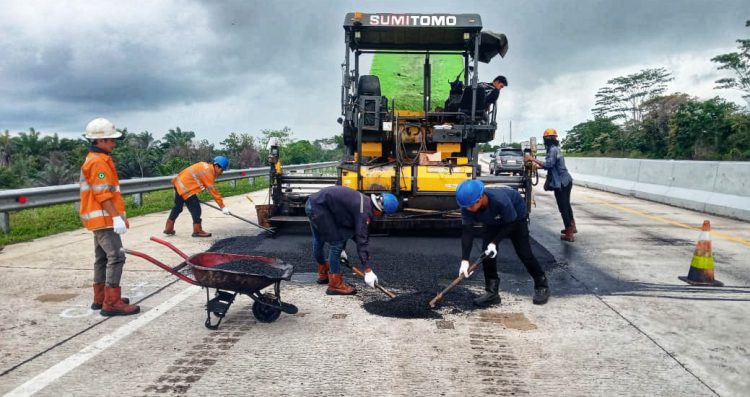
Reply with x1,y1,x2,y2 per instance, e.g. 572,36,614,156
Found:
267,12,533,231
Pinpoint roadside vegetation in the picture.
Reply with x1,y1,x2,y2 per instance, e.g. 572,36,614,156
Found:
563,21,750,160
0,178,269,246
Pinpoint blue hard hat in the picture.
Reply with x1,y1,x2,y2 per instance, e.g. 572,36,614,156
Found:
213,156,229,170
381,193,399,215
371,193,399,215
456,179,484,208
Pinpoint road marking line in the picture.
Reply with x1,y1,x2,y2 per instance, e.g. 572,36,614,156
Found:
587,198,750,248
3,285,201,397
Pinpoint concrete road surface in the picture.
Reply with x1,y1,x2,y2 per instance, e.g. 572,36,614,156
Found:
0,184,748,396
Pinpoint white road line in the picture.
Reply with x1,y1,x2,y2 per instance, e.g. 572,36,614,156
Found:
3,285,201,397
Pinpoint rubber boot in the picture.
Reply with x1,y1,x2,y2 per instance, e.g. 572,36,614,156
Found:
560,219,577,234
91,283,130,310
191,223,212,238
316,262,330,284
560,227,576,242
163,219,176,235
473,278,501,307
100,287,140,316
533,275,550,305
326,272,356,295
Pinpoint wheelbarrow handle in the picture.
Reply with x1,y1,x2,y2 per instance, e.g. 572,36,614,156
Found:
150,236,189,259
121,247,199,286
429,253,488,308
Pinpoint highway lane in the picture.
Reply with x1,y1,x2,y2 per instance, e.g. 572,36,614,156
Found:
0,183,748,396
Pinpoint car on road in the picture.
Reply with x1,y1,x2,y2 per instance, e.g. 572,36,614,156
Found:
489,148,524,175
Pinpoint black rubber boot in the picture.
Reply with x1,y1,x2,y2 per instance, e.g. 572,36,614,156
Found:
533,275,550,305
473,278,501,307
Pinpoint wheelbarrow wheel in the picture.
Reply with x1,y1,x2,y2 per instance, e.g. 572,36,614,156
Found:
252,293,282,323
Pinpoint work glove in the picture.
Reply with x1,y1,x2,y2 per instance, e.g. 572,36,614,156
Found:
458,260,473,278
364,270,378,288
222,207,231,215
484,242,497,259
112,216,127,235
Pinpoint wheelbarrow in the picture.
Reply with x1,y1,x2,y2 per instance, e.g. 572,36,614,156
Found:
124,237,298,329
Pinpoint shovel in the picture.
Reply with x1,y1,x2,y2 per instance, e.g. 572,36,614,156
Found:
429,253,488,308
200,200,276,234
339,254,397,299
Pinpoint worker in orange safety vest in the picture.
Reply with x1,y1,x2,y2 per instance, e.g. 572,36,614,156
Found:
163,156,231,237
79,118,140,316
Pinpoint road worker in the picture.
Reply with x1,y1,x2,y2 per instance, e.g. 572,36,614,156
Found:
525,128,575,241
80,118,139,316
163,156,231,237
455,179,550,306
304,185,398,295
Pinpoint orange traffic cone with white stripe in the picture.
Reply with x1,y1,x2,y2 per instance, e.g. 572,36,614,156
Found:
678,220,723,287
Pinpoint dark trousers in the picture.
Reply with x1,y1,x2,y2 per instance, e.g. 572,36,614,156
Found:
168,188,202,224
554,182,574,228
483,220,545,282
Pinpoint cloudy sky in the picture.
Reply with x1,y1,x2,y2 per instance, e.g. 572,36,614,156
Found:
1,0,748,145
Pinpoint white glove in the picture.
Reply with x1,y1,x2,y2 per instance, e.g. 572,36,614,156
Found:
112,216,127,235
364,270,378,288
222,207,231,215
458,260,473,278
340,251,348,261
484,242,497,258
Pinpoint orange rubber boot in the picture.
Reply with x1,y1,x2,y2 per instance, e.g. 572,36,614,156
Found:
326,273,356,295
91,283,129,310
317,262,330,284
100,287,140,316
163,219,176,235
192,223,212,238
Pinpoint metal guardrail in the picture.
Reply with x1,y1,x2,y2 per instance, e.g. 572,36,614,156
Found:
0,161,337,233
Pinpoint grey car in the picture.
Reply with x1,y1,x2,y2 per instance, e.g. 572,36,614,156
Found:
489,148,524,175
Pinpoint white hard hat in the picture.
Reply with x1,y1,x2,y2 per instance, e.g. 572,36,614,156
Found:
84,118,122,139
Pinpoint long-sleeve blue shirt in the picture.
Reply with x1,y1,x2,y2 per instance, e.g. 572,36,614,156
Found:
543,145,573,189
306,186,373,267
461,187,527,227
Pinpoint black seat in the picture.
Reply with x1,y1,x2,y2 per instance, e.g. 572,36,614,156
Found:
358,75,381,96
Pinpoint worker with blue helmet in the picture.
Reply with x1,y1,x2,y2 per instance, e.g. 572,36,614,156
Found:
455,179,550,306
305,186,398,295
163,155,231,237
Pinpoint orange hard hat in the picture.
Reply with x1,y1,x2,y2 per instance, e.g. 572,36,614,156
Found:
543,128,558,137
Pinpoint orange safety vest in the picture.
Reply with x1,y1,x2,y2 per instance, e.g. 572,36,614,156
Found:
79,151,126,231
172,162,225,208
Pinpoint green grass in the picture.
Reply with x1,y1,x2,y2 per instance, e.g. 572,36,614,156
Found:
370,53,464,112
0,178,269,246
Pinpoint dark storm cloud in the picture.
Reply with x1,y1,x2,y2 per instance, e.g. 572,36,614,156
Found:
0,0,748,140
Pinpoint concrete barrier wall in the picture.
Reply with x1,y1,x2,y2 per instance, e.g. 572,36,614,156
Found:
561,157,750,221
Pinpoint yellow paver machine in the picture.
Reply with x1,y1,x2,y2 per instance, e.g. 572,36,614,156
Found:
267,12,536,231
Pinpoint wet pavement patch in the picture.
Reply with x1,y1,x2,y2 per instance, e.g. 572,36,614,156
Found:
436,320,455,329
479,312,537,331
208,234,561,319
36,293,78,302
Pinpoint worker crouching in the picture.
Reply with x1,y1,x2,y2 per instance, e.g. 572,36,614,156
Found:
80,118,139,316
456,180,550,306
304,186,398,295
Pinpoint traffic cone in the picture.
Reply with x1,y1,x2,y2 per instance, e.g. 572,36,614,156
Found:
678,220,723,287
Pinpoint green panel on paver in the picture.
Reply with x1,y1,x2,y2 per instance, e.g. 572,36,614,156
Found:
369,53,463,112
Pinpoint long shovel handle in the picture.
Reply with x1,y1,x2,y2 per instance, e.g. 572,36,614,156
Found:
200,200,276,234
340,258,397,299
429,253,487,308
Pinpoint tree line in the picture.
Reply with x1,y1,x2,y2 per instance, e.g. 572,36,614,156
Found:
0,126,344,189
563,21,750,160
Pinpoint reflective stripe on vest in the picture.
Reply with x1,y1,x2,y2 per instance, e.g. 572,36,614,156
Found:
80,210,108,221
80,183,120,193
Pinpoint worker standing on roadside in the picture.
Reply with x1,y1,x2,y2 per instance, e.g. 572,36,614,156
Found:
305,186,398,295
163,156,231,238
525,128,576,241
455,180,550,306
80,118,140,316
